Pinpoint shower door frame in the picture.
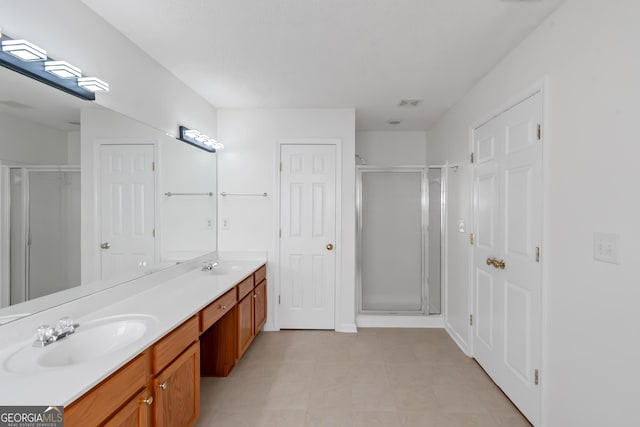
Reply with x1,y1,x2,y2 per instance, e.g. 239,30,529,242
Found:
0,164,80,306
356,166,428,315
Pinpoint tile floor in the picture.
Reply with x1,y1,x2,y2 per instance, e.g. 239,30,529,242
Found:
197,328,531,427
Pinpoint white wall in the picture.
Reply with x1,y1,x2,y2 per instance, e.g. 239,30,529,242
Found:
0,112,69,165
81,108,217,283
0,1,217,139
356,131,427,166
427,1,640,425
217,108,356,332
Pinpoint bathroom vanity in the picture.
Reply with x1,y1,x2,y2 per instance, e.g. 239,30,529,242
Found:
0,253,267,427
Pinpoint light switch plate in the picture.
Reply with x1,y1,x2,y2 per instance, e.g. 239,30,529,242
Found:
222,218,230,230
458,219,466,233
593,232,619,264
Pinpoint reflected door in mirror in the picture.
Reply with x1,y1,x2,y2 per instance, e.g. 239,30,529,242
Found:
100,144,156,279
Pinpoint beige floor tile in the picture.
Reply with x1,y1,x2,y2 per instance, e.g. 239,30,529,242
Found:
308,384,353,411
304,409,353,427
352,410,401,427
351,382,397,411
265,381,310,410
198,329,528,426
257,409,307,427
391,383,440,412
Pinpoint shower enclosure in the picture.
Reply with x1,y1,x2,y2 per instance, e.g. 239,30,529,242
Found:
356,166,445,316
3,166,80,305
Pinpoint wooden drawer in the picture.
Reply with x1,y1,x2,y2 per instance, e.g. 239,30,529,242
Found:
254,264,266,286
65,351,150,427
237,275,254,300
152,316,198,374
200,288,237,333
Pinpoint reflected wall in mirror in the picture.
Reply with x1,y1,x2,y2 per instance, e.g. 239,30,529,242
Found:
0,64,217,324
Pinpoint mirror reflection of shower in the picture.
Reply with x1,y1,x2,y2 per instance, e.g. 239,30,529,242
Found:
5,167,80,306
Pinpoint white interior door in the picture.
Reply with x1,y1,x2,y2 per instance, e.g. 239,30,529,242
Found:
472,92,542,424
279,144,336,329
100,144,156,280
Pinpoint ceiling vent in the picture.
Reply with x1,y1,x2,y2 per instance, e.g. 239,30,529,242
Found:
398,99,421,107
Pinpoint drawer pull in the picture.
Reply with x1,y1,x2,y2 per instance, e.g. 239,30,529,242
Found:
160,381,169,390
141,396,153,406
219,304,227,310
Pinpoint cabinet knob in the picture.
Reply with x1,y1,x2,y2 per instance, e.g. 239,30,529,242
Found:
100,242,111,250
253,294,257,299
159,381,168,390
141,396,153,406
219,304,227,310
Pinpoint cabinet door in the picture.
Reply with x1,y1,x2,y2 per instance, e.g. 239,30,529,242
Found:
153,342,200,427
104,389,152,427
254,280,267,334
237,292,254,358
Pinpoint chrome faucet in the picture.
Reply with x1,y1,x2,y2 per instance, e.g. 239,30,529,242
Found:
201,261,218,271
33,317,79,347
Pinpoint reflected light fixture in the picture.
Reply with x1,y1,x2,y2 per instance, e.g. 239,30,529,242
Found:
1,39,46,61
44,60,81,79
178,126,224,153
0,29,110,100
77,76,109,92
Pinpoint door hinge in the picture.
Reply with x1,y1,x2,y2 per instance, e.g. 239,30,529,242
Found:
470,314,473,326
534,369,539,385
537,124,542,141
280,162,283,172
279,229,282,238
152,228,156,238
278,295,281,304
470,152,475,164
469,233,475,245
152,161,155,171
535,246,540,263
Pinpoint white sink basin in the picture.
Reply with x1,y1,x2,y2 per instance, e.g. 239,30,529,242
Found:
4,314,157,374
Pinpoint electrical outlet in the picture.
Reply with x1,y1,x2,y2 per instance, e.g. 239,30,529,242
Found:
222,218,230,230
593,232,619,264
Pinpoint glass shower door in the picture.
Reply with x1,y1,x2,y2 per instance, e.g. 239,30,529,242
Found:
358,168,426,314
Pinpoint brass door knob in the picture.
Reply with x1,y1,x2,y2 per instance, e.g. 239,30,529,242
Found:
494,259,506,269
100,242,111,250
326,243,334,251
141,396,153,406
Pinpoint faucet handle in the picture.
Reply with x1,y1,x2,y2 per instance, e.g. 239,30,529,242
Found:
58,316,74,332
36,324,52,342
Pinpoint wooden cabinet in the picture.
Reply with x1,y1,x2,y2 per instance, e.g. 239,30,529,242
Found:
65,263,267,426
153,342,200,427
104,389,152,427
254,279,267,333
65,352,150,427
237,291,255,358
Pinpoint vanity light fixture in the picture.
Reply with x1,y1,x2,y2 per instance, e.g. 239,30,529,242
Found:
44,60,81,79
1,39,46,61
77,76,109,92
178,126,223,153
0,30,110,101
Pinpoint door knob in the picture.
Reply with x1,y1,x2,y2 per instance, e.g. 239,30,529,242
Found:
326,243,334,251
100,242,111,249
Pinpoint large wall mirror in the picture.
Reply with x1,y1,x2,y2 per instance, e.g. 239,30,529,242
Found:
0,65,218,325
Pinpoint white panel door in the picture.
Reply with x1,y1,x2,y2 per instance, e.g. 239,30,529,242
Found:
473,92,542,425
280,144,336,329
100,144,156,280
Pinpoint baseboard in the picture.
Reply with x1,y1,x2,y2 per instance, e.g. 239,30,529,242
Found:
335,323,358,333
356,315,445,328
445,319,471,356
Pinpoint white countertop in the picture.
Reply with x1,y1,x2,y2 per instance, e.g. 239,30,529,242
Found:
0,251,266,406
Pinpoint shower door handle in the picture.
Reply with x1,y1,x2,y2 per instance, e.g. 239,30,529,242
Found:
101,242,111,250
